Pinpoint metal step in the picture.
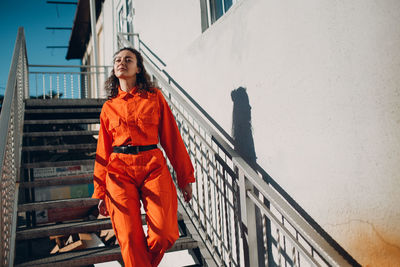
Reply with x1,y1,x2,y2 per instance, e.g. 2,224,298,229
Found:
16,212,178,240
19,174,93,188
25,98,106,107
15,236,198,267
17,213,184,240
18,198,98,212
25,108,102,114
23,130,98,137
16,218,113,240
22,143,97,152
22,159,94,169
24,118,99,125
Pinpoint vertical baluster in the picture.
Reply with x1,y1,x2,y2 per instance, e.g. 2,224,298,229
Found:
35,73,38,99
78,75,81,99
182,118,191,211
229,165,236,266
63,74,66,98
233,176,241,266
199,137,208,242
263,215,269,267
42,74,45,99
282,216,287,267
277,228,282,267
214,151,222,261
194,130,201,228
70,74,74,98
183,118,194,212
49,75,52,98
206,145,215,256
297,232,301,266
56,75,60,98
194,135,202,230
292,246,297,267
222,167,232,267
85,75,88,98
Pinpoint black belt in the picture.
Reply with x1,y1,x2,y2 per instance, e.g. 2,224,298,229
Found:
113,144,158,154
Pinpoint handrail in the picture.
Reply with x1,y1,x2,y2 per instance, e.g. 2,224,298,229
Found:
29,64,111,68
138,39,167,67
118,32,361,266
118,32,167,67
235,157,353,266
0,27,28,267
28,64,111,99
161,70,234,145
255,164,361,266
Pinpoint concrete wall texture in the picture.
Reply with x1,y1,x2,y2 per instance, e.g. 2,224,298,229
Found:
95,0,400,265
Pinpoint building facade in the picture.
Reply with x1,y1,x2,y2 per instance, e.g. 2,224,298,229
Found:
67,0,400,265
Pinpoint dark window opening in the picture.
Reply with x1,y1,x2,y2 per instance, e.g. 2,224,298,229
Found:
200,0,236,32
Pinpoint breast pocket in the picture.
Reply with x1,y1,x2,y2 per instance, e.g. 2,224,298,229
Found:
108,119,121,139
138,110,158,125
137,96,159,126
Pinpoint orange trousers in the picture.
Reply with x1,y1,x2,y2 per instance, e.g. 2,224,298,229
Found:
104,149,179,267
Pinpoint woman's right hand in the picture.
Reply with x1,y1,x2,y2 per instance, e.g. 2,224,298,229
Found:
98,199,109,216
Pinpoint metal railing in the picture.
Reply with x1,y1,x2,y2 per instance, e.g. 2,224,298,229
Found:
118,33,360,267
0,27,28,267
28,64,111,99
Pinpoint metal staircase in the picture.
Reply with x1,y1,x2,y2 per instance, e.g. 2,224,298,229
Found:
1,27,362,267
14,98,201,266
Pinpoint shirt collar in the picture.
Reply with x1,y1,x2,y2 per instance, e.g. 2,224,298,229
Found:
117,86,138,99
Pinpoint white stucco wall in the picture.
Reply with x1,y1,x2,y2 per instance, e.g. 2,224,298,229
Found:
132,0,202,64
129,0,400,265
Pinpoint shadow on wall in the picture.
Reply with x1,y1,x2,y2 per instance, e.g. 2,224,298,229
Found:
232,87,269,265
231,86,257,168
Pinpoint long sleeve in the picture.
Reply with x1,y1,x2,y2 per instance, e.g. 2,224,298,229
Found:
158,91,195,189
92,109,113,200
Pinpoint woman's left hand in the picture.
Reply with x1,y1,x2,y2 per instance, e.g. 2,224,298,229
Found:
181,184,193,203
98,199,109,216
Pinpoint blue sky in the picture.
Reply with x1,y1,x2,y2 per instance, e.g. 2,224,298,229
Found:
0,0,80,96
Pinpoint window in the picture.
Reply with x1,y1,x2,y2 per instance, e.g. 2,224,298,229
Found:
200,0,236,32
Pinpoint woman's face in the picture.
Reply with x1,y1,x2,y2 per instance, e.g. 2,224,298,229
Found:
113,49,140,80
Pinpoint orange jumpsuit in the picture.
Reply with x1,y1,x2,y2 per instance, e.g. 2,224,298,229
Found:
92,87,195,267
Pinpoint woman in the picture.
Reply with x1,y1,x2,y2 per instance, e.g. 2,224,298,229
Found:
92,47,195,267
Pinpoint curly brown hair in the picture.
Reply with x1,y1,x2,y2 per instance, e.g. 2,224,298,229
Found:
104,47,156,99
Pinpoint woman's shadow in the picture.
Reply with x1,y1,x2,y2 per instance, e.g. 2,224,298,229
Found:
231,86,257,168
232,86,273,266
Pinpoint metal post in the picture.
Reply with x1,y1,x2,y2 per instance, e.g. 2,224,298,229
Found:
112,0,116,53
236,161,260,267
89,0,99,98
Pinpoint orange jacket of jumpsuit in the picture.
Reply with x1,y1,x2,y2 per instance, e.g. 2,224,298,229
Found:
92,86,195,267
